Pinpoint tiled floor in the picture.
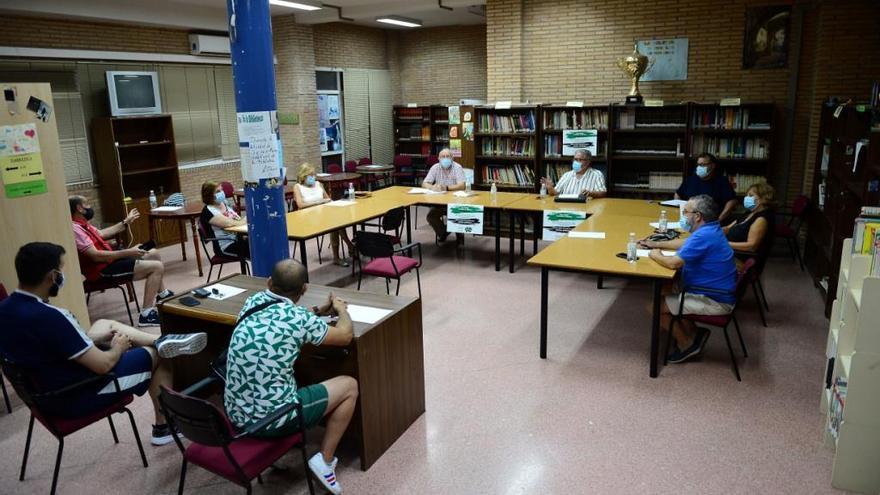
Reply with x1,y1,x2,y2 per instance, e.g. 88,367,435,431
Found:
0,210,844,494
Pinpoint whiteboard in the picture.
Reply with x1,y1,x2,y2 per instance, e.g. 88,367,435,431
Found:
637,38,688,81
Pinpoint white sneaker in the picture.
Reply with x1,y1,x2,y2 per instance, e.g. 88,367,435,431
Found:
154,333,208,358
308,452,342,494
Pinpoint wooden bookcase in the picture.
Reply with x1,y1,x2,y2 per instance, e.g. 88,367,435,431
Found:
393,105,432,169
429,105,450,156
540,104,610,184
473,104,540,192
820,238,880,494
92,115,182,246
804,104,874,315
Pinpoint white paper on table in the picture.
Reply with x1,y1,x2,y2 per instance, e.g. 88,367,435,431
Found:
408,187,444,195
558,193,582,200
636,249,652,257
659,199,686,207
568,231,605,239
316,173,331,177
326,200,356,207
661,250,677,256
452,191,476,197
151,206,183,213
346,304,393,324
205,283,247,301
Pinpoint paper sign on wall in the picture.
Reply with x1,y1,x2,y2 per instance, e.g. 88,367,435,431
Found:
542,210,587,241
448,106,461,125
1,123,47,198
446,203,483,235
562,129,598,156
449,139,462,157
237,111,281,182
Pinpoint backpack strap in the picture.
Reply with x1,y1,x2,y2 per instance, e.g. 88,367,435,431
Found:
235,298,282,330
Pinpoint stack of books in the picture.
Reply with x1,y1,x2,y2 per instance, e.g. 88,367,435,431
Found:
482,163,535,186
479,112,536,133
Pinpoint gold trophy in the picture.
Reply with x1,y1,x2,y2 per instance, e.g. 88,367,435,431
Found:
616,43,653,105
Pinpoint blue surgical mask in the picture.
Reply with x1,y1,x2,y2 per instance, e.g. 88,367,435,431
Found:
695,165,709,178
743,195,757,210
679,215,693,232
215,191,226,204
305,176,316,186
440,158,452,169
572,160,582,172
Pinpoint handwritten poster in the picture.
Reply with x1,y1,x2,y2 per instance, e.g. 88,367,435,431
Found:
237,111,280,181
637,38,688,81
1,123,47,198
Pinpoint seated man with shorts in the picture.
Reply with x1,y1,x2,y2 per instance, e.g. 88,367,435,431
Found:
0,242,207,445
69,195,173,326
644,195,737,363
224,259,358,495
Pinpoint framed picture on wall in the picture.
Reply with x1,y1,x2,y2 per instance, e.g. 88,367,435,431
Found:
743,5,791,69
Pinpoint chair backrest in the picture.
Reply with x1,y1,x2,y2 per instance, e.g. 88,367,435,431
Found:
0,283,7,302
344,160,358,173
357,157,372,166
381,207,406,233
354,231,395,258
220,181,235,199
791,195,810,218
393,155,412,168
425,155,439,167
159,385,233,447
327,163,342,173
197,214,224,257
0,358,40,410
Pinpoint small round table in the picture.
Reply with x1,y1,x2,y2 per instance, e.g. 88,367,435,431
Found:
147,202,206,277
234,184,295,211
317,172,362,198
355,164,394,191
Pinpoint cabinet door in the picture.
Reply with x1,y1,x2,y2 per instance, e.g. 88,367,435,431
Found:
126,197,184,246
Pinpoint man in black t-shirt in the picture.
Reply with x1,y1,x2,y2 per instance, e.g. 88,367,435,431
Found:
675,153,737,222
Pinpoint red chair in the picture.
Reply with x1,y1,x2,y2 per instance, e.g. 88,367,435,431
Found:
326,163,342,173
344,160,358,173
84,276,141,326
198,217,250,282
417,155,438,182
1,358,148,495
0,283,11,414
354,231,422,297
221,181,244,214
357,157,372,166
664,258,757,381
392,155,414,185
775,195,809,270
159,380,315,495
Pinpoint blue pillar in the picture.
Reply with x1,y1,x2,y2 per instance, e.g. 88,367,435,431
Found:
226,0,289,276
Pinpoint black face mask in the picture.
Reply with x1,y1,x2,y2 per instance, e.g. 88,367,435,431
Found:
48,271,65,298
83,207,95,221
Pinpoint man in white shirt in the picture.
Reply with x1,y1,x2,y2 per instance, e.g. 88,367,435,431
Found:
421,148,466,242
541,149,607,198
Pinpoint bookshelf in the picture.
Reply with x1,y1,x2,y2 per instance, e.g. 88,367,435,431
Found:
92,115,182,246
430,105,450,156
393,105,432,168
540,105,610,184
473,104,540,191
820,238,880,494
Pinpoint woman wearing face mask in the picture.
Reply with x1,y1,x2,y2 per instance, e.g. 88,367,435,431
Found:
723,182,776,258
293,163,353,267
200,181,249,259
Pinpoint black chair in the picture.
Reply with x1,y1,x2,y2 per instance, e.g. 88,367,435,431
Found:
364,206,406,245
775,195,809,270
159,376,315,495
198,217,250,282
83,277,140,326
0,358,148,495
354,231,422,297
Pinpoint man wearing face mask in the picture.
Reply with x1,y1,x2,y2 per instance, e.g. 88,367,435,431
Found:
540,149,607,198
643,195,737,363
675,153,737,222
0,242,208,445
422,148,467,242
70,195,172,327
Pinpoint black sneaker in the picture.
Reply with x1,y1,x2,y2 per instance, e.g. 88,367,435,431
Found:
154,333,208,359
437,232,450,244
156,289,175,302
668,328,711,364
151,423,179,446
137,308,160,327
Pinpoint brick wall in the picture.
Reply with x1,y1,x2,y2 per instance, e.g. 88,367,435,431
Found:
314,23,391,70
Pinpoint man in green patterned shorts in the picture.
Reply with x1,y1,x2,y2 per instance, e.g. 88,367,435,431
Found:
224,259,357,495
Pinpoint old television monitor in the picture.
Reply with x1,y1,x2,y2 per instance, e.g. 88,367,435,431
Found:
106,71,162,116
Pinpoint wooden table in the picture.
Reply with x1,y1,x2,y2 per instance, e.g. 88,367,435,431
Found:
355,164,394,191
148,202,205,277
234,184,295,211
317,172,362,198
527,209,678,378
158,274,425,471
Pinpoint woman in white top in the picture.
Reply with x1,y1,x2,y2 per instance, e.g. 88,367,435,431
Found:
200,181,249,258
292,163,353,267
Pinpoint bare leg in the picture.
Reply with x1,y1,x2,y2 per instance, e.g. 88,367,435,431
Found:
133,259,163,309
319,375,358,463
87,319,158,348
143,250,166,291
143,347,168,425
330,231,342,261
660,302,697,349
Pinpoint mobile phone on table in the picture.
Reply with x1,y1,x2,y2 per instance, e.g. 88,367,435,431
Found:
179,296,201,307
192,288,210,298
138,240,156,251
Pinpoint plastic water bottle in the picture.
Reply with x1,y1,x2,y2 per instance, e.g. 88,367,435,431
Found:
658,210,668,233
490,181,497,200
627,232,638,263
347,183,355,200
149,190,158,209
539,182,547,199
465,178,472,194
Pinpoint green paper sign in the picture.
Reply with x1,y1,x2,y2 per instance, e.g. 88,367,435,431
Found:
5,179,48,198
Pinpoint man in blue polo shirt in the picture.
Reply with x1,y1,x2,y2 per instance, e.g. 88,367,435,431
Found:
644,195,737,363
676,153,737,223
0,242,207,445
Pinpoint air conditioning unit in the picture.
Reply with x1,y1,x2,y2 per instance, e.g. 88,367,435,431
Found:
189,34,230,56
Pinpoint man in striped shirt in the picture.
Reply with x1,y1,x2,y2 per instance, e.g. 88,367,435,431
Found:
541,149,607,198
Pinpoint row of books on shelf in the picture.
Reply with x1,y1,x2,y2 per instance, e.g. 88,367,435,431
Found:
482,163,536,186
396,108,427,120
435,128,450,140
612,172,678,192
397,126,430,140
852,207,880,276
478,113,536,133
397,143,431,155
479,137,535,157
544,135,607,157
729,174,767,194
692,136,769,159
828,377,847,441
692,108,771,130
542,109,608,130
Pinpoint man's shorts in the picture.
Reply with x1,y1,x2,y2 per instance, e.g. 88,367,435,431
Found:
666,293,734,316
253,384,329,438
100,257,137,279
63,348,153,417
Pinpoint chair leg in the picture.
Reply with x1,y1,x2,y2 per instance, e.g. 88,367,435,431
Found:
125,408,148,468
663,318,677,366
357,269,363,290
118,286,134,326
385,278,390,295
721,326,742,382
50,438,64,495
597,276,604,289
752,282,767,328
1,376,11,413
206,264,214,284
316,236,324,265
395,278,401,296
756,277,770,312
246,483,253,495
217,263,224,280
177,459,188,495
793,237,804,271
415,268,422,299
257,474,264,484
20,414,34,480
732,314,748,357
86,291,92,304
108,415,119,443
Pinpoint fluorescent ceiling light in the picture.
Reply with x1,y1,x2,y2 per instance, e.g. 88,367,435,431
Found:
376,15,422,28
270,0,322,11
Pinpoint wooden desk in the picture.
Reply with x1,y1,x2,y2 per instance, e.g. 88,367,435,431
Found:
317,173,361,199
158,274,425,471
148,202,205,277
355,164,394,191
527,211,678,378
234,185,295,212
